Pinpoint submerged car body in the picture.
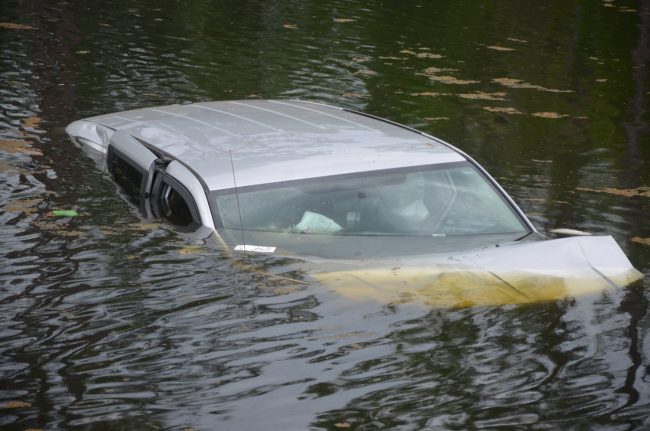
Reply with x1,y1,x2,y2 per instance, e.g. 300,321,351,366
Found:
66,100,643,307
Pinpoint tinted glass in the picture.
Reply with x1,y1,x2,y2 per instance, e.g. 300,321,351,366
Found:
159,183,194,227
112,154,143,206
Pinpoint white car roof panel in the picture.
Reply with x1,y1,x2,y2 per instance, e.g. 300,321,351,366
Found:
84,100,465,190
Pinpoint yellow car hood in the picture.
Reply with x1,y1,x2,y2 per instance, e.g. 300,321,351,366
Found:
309,236,643,308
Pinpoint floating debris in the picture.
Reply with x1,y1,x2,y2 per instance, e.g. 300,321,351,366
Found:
507,38,528,43
483,106,523,114
531,112,569,118
421,66,458,75
51,210,79,217
414,52,443,59
334,18,356,23
486,45,516,52
631,237,650,246
458,91,507,101
282,24,299,30
179,245,205,255
428,75,479,85
0,139,43,156
0,22,33,30
22,116,42,130
400,49,443,59
0,159,31,175
32,220,84,237
3,400,32,408
412,90,506,101
577,186,650,198
354,68,377,77
493,77,572,93
411,91,444,97
4,198,41,215
350,55,371,63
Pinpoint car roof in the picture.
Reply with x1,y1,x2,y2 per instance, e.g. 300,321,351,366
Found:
85,99,465,190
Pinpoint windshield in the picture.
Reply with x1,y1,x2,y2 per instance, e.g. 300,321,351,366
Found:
211,162,529,258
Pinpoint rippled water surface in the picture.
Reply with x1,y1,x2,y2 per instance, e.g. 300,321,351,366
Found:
1,0,650,429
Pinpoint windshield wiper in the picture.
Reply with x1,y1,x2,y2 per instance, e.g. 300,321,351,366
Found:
514,231,534,241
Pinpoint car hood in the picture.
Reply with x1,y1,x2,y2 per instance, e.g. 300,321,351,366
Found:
306,235,643,307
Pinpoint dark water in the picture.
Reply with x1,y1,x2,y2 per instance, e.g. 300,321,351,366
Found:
1,0,650,429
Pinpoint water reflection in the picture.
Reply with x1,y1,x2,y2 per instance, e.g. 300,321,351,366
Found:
1,0,648,429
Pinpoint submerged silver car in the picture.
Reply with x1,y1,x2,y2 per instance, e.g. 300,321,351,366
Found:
66,100,642,307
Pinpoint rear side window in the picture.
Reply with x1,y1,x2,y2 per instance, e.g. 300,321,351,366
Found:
160,183,193,227
108,149,145,207
154,176,201,232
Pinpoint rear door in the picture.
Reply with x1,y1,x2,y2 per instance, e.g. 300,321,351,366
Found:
107,131,157,218
107,131,214,233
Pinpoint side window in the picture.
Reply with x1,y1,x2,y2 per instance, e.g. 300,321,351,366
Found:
154,176,200,232
109,149,145,207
